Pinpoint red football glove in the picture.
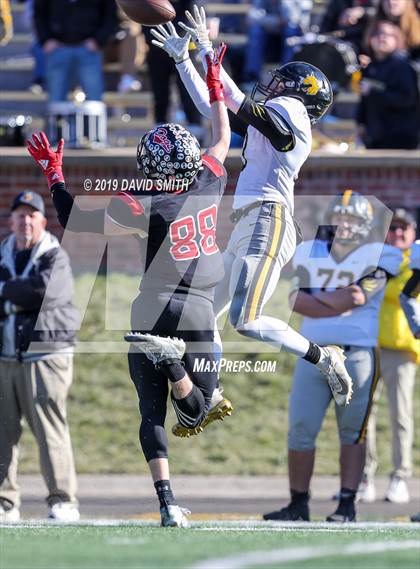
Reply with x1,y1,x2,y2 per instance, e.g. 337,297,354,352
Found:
26,131,65,190
206,43,227,104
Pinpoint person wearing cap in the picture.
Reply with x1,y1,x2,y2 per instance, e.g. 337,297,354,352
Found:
0,191,80,522
359,208,419,504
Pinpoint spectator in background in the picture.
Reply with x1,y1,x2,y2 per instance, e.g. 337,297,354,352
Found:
375,0,420,61
0,191,80,522
116,7,144,93
34,0,117,102
360,209,419,504
0,0,13,46
356,20,419,149
243,0,312,84
320,0,379,54
142,0,202,131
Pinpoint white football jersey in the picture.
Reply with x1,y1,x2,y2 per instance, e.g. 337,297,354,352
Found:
292,240,402,347
233,96,312,213
409,240,420,270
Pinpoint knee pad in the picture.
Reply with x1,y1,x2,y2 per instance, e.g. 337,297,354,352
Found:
171,384,205,429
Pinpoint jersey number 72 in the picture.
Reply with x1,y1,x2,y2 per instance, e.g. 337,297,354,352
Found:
169,205,219,261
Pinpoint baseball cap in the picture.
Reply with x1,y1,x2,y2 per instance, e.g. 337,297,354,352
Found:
11,191,45,215
392,208,417,229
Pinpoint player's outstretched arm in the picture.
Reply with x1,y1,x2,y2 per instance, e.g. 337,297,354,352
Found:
179,4,245,114
206,43,230,164
26,132,146,236
151,22,212,119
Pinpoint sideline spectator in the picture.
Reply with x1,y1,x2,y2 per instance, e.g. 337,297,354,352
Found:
34,0,117,102
262,192,402,522
356,20,419,149
375,0,420,61
360,209,419,504
0,0,13,46
0,191,80,522
320,0,379,54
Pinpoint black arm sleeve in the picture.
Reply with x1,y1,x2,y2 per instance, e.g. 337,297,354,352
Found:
235,97,295,151
51,182,105,233
356,268,388,302
402,269,420,298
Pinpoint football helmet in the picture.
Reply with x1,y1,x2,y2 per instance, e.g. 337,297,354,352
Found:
251,61,333,124
137,123,202,184
326,190,373,244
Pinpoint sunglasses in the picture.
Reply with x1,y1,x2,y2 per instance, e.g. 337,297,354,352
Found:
389,224,409,231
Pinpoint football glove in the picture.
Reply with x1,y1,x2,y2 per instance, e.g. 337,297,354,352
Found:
150,22,191,64
26,132,65,190
206,43,226,103
179,4,213,55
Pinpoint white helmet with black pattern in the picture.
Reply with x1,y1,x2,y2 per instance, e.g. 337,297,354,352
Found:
137,123,202,185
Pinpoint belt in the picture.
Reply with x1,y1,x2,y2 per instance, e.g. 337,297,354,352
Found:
229,201,273,224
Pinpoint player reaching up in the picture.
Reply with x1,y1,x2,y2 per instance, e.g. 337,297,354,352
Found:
26,45,232,528
151,8,353,414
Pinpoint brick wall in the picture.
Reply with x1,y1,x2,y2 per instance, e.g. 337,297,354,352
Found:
1,149,419,272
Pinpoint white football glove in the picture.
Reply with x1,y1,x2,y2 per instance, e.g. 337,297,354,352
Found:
150,22,191,64
179,4,213,55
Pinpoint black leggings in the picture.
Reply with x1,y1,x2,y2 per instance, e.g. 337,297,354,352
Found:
128,290,217,461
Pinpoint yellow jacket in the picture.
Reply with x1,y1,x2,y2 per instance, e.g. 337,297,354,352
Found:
379,248,420,361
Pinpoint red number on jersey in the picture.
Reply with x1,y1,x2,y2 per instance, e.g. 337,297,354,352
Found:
169,205,219,261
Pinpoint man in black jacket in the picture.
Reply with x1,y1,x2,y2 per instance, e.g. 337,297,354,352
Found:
0,191,80,522
34,0,117,101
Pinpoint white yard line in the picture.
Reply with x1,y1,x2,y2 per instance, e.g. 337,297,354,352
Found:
0,520,419,530
190,540,420,569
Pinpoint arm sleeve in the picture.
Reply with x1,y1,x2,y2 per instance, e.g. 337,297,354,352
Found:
175,58,212,119
356,268,388,302
51,182,105,233
236,97,295,151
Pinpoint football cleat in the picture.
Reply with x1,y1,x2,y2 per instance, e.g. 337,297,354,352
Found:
356,476,376,503
124,332,185,366
411,512,420,522
316,346,353,406
48,502,80,522
0,499,20,522
263,502,310,522
172,387,233,437
326,500,356,523
160,504,191,528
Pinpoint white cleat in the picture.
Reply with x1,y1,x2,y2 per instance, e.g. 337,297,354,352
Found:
385,476,410,504
160,504,191,528
48,502,80,522
317,346,353,406
356,477,376,503
0,500,20,522
124,332,186,365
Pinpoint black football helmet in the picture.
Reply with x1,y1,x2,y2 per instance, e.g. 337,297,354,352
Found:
251,61,333,124
326,190,373,244
137,123,202,184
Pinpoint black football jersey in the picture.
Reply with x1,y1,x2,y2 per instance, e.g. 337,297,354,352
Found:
107,155,227,295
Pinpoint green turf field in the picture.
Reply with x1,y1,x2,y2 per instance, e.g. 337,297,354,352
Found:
0,522,419,569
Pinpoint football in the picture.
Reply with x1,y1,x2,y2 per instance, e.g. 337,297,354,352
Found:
116,0,176,26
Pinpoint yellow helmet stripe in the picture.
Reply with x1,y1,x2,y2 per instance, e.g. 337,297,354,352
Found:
342,189,353,206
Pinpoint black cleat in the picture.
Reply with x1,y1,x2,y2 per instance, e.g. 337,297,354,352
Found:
326,500,356,522
263,502,310,521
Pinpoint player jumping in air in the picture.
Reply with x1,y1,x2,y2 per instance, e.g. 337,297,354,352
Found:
151,6,352,430
26,45,231,528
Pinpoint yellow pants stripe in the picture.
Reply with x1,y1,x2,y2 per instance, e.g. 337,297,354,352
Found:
247,204,283,322
356,347,380,444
